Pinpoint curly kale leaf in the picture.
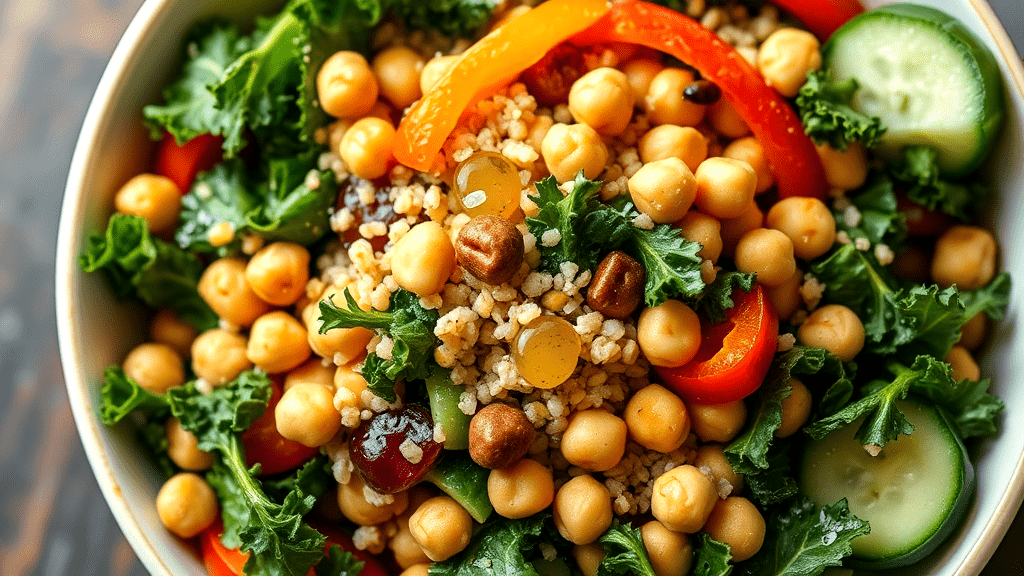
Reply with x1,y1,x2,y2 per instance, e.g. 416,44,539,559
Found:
796,72,886,151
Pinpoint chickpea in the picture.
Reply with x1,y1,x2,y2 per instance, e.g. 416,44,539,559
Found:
284,358,335,391
675,211,723,263
637,300,702,368
639,125,707,171
244,242,310,306
420,55,459,94
723,137,773,194
624,384,691,453
149,309,196,359
400,565,430,576
541,123,609,182
719,201,764,259
623,58,664,103
693,444,744,496
573,544,606,576
409,496,473,561
734,228,797,287
191,328,252,385
122,342,185,393
694,157,757,220
390,515,431,568
764,267,804,321
797,304,865,362
708,99,749,139
166,417,214,471
568,67,635,136
487,458,555,519
246,311,312,374
932,226,998,290
391,221,457,296
307,286,374,364
959,313,987,350
816,142,869,191
646,68,706,126
628,158,697,224
757,28,821,97
337,474,409,526
197,257,272,327
340,117,395,180
775,379,812,438
275,382,341,447
561,409,628,472
641,520,694,576
114,174,181,234
553,475,613,545
335,362,370,409
317,51,379,118
702,497,766,562
651,464,718,533
689,401,747,443
372,46,425,109
156,473,218,538
528,115,555,153
765,197,836,261
945,345,981,382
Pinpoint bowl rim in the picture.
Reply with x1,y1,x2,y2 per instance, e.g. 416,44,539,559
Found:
54,0,1024,575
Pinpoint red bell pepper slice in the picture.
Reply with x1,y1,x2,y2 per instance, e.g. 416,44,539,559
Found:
656,285,778,405
154,132,223,193
769,0,864,41
572,1,828,200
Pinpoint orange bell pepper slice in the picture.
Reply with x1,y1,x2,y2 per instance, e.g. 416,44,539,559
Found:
393,0,610,172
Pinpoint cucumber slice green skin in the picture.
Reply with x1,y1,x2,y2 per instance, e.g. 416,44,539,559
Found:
799,398,976,570
822,3,1004,177
423,451,494,523
425,368,472,450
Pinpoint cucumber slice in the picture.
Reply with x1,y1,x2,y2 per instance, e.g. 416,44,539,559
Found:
799,399,975,569
823,4,1004,177
423,451,494,523
425,368,471,450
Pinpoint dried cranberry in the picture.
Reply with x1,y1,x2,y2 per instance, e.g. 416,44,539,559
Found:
521,43,586,106
335,181,400,252
350,405,443,494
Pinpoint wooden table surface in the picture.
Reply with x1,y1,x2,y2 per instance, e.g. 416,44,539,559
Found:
1,1,1021,574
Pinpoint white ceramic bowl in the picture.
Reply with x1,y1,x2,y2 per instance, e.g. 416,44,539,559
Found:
55,0,1024,574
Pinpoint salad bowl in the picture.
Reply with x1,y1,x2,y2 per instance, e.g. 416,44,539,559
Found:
55,0,1024,575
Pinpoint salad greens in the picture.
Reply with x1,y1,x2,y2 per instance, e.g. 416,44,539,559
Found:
796,71,886,151
892,146,988,222
429,514,551,576
596,523,658,576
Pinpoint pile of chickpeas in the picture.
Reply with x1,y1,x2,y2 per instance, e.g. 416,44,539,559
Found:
103,5,1004,575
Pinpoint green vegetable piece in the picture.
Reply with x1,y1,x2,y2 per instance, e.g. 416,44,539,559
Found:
429,513,548,576
423,451,493,523
596,523,657,576
425,368,471,450
796,71,886,151
831,174,907,248
891,146,987,222
691,533,733,576
961,272,1012,321
315,544,365,576
99,365,170,425
692,271,755,324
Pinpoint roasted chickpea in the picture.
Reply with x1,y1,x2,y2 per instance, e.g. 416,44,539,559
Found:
337,474,409,526
693,444,744,496
340,117,395,180
561,409,628,472
775,379,812,438
723,137,773,194
932,226,998,290
541,123,609,182
639,125,707,171
573,544,606,576
317,51,379,118
247,311,312,373
409,496,474,561
676,211,723,263
553,475,613,545
307,285,374,364
637,299,702,368
797,304,865,362
284,358,335,391
392,221,457,296
757,28,821,97
945,345,981,382
372,45,425,109
244,242,310,306
156,473,218,538
651,464,718,533
646,68,706,126
641,520,694,576
275,382,341,447
694,157,757,220
149,309,196,359
816,142,869,191
765,197,836,260
624,384,691,453
197,257,272,327
191,328,252,385
400,565,430,576
420,55,459,94
689,401,747,443
166,417,214,471
122,342,185,394
623,58,664,103
114,174,181,234
959,313,987,350
390,515,431,569
702,497,766,562
334,362,370,410
734,228,797,287
764,267,804,321
568,67,635,136
628,158,697,224
719,201,764,258
708,99,749,139
487,458,555,519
